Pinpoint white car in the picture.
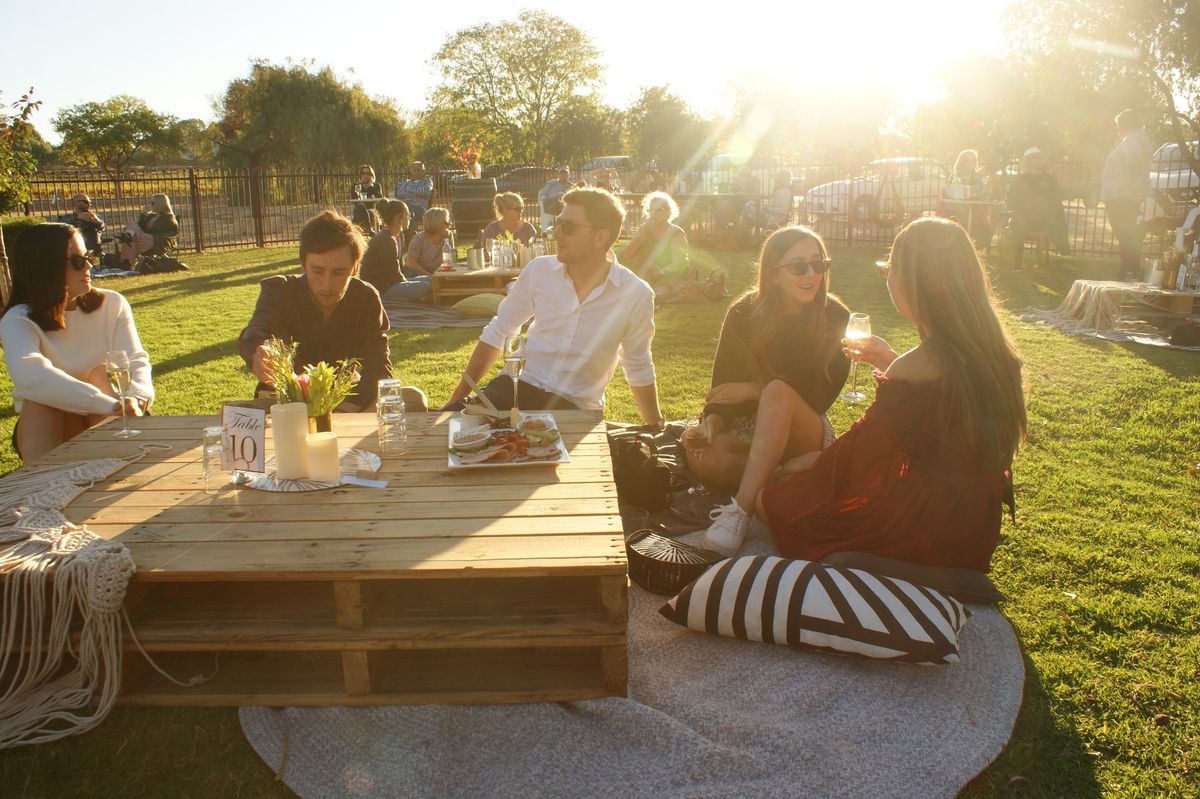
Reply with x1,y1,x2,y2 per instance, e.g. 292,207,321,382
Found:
804,157,949,224
1140,141,1199,224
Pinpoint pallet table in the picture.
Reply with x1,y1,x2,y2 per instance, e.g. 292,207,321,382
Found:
430,266,521,307
31,411,627,706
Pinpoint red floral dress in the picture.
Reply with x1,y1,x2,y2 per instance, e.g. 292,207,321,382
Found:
760,373,1014,572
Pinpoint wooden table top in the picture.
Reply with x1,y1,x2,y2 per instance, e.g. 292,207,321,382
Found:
33,411,624,583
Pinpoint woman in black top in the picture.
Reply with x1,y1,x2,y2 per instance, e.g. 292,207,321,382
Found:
684,225,850,490
350,164,384,235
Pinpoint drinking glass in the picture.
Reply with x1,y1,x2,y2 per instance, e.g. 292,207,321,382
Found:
841,313,871,404
502,333,526,411
377,395,407,455
202,426,228,494
105,350,141,438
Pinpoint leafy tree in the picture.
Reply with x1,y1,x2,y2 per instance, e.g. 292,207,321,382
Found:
625,87,712,172
432,11,602,162
545,96,625,165
412,105,511,168
213,60,411,169
0,87,42,302
52,95,180,172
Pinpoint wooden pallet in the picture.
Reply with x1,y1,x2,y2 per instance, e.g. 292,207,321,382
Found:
35,411,628,706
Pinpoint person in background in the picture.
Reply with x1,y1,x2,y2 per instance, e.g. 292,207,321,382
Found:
441,187,663,424
239,211,391,412
945,149,992,247
763,169,794,230
350,164,384,236
621,191,724,303
703,218,1026,570
393,161,434,238
1005,147,1070,268
682,225,849,498
406,207,454,278
1,223,152,461
360,200,432,303
1101,109,1154,278
537,166,574,221
479,192,537,251
57,193,105,256
117,193,179,267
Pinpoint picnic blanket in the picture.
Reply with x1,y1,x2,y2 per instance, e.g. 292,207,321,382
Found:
383,299,488,330
239,521,1024,798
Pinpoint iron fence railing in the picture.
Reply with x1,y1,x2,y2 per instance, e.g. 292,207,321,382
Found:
8,154,1187,258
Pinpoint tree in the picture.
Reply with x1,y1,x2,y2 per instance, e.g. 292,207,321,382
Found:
432,11,602,162
625,87,712,172
52,95,180,173
411,105,511,168
545,96,625,165
213,60,411,169
0,87,42,303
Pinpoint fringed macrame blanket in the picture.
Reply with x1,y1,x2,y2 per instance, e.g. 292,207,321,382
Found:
0,446,165,749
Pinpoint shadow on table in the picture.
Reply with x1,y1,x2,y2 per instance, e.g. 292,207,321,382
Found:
961,650,1102,798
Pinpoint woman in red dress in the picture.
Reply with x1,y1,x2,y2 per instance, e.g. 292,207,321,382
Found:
703,217,1026,573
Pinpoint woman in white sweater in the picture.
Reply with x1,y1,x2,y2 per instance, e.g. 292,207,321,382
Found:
2,223,153,460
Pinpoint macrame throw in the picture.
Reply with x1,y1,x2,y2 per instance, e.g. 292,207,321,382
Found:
0,449,162,749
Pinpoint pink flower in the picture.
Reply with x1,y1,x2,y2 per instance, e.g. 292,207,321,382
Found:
296,373,310,400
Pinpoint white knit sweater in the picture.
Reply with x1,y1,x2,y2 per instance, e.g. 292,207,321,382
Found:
1,288,154,416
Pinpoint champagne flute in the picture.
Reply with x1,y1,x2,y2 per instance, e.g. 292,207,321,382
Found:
841,313,871,404
105,350,141,439
502,333,526,423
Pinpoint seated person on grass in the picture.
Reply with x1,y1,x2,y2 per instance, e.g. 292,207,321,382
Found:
621,191,725,303
361,200,432,303
1005,147,1070,266
57,193,105,256
441,187,664,426
479,192,537,251
239,210,391,412
405,207,454,278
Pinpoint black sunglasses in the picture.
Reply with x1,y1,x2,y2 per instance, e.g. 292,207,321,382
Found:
554,217,594,235
68,253,91,271
775,258,832,277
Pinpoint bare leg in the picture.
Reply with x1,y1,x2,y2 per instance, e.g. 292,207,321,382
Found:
15,402,75,461
685,432,750,490
733,380,824,512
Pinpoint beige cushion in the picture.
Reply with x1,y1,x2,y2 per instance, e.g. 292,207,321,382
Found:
453,293,503,317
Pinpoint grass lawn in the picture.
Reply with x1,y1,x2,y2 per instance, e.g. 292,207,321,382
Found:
0,240,1197,797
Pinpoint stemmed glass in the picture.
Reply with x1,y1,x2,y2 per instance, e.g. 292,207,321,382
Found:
841,313,871,404
105,350,141,438
502,333,526,414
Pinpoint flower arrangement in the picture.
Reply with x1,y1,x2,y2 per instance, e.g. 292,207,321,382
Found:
261,338,361,417
443,131,484,173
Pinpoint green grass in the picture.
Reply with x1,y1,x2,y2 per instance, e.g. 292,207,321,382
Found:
0,243,1197,797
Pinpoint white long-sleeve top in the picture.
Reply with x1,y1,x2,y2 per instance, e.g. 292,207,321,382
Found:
479,254,656,410
1,288,154,416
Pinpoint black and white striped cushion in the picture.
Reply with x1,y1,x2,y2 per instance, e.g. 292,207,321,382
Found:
659,555,969,665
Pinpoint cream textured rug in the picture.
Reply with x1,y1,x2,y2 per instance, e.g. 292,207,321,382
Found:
240,523,1023,798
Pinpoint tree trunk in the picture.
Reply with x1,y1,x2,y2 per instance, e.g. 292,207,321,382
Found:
0,225,11,307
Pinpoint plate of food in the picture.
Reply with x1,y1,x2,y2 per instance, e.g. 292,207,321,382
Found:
448,412,570,469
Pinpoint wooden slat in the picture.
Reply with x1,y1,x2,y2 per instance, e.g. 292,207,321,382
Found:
333,582,365,629
342,651,372,695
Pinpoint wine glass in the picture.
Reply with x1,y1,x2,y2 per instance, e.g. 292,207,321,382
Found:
502,333,526,412
841,313,871,404
105,350,141,439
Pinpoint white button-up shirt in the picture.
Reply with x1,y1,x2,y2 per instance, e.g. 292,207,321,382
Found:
479,255,656,409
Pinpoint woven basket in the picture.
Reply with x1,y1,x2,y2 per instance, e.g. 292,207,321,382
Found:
625,530,724,596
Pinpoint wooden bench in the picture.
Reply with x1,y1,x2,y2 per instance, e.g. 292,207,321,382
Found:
431,267,521,307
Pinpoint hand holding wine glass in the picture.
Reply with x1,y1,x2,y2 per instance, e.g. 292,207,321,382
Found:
105,350,141,439
841,313,871,404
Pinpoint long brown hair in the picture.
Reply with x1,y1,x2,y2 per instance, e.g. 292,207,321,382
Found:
741,225,844,383
3,223,103,331
886,217,1027,469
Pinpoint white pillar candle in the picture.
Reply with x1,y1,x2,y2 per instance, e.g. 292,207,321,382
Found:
306,431,341,482
270,402,310,480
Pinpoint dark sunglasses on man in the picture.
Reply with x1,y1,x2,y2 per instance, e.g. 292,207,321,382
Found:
775,257,833,277
553,217,594,235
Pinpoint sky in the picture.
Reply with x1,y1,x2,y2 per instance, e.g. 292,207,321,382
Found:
1,0,1012,145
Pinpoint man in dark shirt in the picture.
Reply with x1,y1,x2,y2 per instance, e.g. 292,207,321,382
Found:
58,193,105,256
239,210,391,411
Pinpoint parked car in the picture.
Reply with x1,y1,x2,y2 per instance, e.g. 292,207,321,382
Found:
1140,141,1199,225
804,157,949,224
496,167,561,199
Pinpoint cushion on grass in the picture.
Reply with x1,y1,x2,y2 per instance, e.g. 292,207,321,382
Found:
659,555,968,664
453,293,504,317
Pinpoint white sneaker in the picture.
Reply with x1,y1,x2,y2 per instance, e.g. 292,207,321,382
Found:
702,500,750,556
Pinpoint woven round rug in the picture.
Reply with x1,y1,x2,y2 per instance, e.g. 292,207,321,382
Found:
240,522,1023,798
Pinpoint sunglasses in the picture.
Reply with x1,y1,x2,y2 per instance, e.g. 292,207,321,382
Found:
775,258,832,277
68,253,91,271
554,217,594,235
875,260,891,278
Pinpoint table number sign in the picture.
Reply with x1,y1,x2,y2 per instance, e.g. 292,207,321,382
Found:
221,405,267,473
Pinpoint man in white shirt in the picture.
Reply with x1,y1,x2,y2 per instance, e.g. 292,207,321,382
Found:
442,188,664,426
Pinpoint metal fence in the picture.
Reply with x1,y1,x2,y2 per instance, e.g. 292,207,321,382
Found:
7,154,1181,258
